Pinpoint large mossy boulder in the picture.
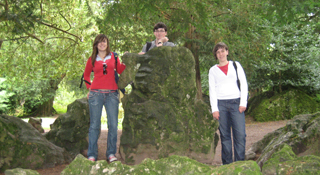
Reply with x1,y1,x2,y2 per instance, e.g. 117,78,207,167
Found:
118,46,219,165
62,154,262,175
45,97,90,157
262,144,320,175
247,89,319,122
0,115,72,172
246,112,320,168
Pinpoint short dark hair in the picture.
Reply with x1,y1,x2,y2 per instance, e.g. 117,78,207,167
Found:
213,42,229,60
153,22,167,32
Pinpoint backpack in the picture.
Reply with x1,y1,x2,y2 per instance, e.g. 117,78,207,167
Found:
146,42,152,52
79,52,125,94
232,61,249,100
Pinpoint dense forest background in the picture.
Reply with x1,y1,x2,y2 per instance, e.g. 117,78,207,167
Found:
0,0,320,117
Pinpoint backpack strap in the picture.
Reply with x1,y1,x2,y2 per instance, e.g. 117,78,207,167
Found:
146,42,152,52
79,73,91,88
233,61,241,91
113,52,118,71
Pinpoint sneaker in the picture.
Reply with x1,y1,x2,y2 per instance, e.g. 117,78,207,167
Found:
108,154,117,162
88,156,95,162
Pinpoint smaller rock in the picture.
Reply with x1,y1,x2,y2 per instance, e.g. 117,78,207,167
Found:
28,117,44,133
262,144,320,175
211,161,262,175
4,168,40,175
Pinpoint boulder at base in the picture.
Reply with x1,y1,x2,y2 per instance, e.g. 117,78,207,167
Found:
0,114,72,172
45,97,90,157
262,144,320,175
118,46,219,165
4,168,40,175
246,112,320,168
62,154,263,175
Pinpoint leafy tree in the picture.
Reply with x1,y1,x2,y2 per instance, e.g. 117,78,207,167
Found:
248,0,320,95
102,0,270,99
0,0,98,116
250,22,320,94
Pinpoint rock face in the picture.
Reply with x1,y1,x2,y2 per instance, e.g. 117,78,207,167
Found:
4,168,40,175
262,144,320,175
45,97,90,157
118,46,219,165
246,112,320,168
28,117,44,133
247,89,319,122
61,154,261,175
0,114,72,172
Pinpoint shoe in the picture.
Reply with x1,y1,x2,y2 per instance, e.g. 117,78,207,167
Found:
108,154,117,162
88,156,95,161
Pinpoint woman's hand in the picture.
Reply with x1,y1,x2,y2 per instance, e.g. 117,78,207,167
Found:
212,111,220,120
239,106,246,113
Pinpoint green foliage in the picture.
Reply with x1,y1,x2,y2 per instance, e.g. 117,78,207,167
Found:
0,78,14,113
250,22,320,93
1,0,99,115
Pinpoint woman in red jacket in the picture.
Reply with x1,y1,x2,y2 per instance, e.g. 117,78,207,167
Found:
83,34,126,162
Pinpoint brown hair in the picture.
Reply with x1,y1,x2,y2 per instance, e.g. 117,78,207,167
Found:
153,22,168,32
212,42,229,60
91,34,111,66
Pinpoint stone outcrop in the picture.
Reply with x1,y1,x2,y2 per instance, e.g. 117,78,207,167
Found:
4,168,40,175
61,154,262,175
118,46,219,165
28,117,44,133
246,89,319,122
45,97,90,157
0,114,72,172
246,112,320,168
262,144,320,175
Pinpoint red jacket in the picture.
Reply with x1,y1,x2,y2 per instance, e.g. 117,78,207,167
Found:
84,52,126,90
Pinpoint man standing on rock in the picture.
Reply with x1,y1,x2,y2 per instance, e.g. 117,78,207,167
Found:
208,42,248,165
138,22,175,55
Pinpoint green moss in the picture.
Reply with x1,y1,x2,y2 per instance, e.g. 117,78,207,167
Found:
212,161,262,175
250,89,320,122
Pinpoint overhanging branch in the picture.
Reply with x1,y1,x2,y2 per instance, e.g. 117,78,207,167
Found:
38,21,82,40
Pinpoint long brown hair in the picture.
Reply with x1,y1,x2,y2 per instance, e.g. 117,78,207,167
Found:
91,34,111,66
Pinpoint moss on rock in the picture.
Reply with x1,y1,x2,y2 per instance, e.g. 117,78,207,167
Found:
262,144,320,175
248,89,319,122
118,47,219,165
4,168,40,175
62,154,264,175
0,115,72,172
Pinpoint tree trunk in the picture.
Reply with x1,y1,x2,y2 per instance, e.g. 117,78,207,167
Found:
184,23,203,100
26,74,66,117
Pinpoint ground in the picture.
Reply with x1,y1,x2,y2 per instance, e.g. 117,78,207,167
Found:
1,117,288,175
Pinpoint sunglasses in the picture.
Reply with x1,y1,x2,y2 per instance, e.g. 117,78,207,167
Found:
103,64,107,75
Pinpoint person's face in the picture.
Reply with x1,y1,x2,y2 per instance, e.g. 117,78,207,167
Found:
97,39,108,52
216,48,229,62
154,28,167,40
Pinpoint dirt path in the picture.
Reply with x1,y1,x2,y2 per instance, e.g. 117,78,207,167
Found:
32,119,287,174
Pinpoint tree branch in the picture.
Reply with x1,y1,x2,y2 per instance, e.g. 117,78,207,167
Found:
0,39,3,49
59,12,72,32
25,32,44,43
3,36,30,41
45,36,78,43
38,21,82,40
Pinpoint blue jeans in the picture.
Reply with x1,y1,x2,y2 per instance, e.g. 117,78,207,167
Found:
87,90,119,160
218,98,246,165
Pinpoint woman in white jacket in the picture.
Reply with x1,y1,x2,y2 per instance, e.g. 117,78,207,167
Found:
208,42,248,165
